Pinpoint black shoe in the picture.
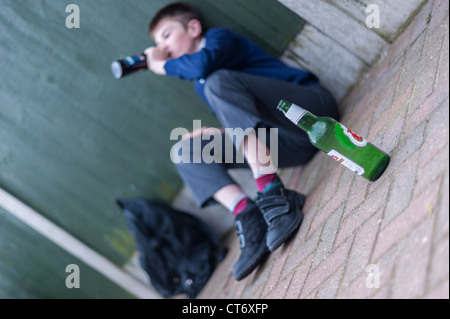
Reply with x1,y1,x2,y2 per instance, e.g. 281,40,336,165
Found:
232,200,270,281
255,187,306,252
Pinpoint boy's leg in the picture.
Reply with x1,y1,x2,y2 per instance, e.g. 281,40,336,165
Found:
177,70,338,209
173,130,270,281
203,70,339,251
173,129,248,208
175,70,339,278
203,69,339,156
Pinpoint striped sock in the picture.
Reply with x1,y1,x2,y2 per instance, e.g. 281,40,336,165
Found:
229,193,250,216
232,196,249,216
255,173,279,193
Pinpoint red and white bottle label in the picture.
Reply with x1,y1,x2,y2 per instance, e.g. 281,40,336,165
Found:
341,124,368,147
327,150,365,176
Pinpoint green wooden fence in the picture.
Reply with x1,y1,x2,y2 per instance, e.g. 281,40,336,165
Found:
0,0,304,298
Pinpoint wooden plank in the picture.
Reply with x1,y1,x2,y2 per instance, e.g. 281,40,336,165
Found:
204,0,304,55
0,201,156,298
1,0,304,296
237,0,305,36
330,0,427,42
281,24,369,101
278,0,389,64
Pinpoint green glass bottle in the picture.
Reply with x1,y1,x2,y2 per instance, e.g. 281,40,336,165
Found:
277,100,390,182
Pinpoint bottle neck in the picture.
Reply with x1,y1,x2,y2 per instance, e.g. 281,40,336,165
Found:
278,101,317,129
298,113,317,131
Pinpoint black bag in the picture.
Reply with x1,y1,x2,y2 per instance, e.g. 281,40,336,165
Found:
117,198,226,299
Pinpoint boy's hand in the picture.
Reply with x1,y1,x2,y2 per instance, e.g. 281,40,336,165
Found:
144,47,168,75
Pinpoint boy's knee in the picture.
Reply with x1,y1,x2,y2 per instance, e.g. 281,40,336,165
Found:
204,69,236,99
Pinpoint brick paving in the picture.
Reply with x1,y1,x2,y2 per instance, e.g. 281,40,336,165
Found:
197,0,449,299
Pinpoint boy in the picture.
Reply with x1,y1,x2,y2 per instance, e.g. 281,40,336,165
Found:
145,2,339,281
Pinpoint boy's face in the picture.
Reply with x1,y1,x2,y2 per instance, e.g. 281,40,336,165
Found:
151,18,202,59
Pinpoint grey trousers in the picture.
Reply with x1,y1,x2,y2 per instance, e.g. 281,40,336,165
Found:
174,70,339,207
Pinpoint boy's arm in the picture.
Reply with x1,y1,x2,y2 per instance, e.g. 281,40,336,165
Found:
145,47,168,75
165,29,246,80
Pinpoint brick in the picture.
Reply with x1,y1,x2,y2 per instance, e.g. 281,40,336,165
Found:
286,166,303,189
283,224,321,276
396,30,427,94
261,235,297,297
372,58,404,108
410,0,434,42
241,260,272,299
368,284,391,299
341,92,372,129
339,85,368,119
384,152,420,224
312,204,344,270
311,168,352,236
343,175,367,219
409,53,440,109
285,263,311,298
300,236,353,298
370,82,413,140
434,17,449,91
428,237,449,292
390,219,434,298
332,167,354,202
421,11,446,64
340,91,377,130
372,74,400,123
337,270,385,299
316,164,343,209
387,121,425,174
198,235,240,298
420,102,450,164
296,201,317,245
302,179,326,214
219,276,241,299
279,167,296,188
264,270,293,299
388,22,412,67
423,280,449,299
429,0,450,32
341,211,382,289
335,178,390,247
315,264,345,299
373,176,441,260
415,146,449,200
404,81,449,138
308,202,340,242
299,154,329,197
370,52,391,90
337,246,395,299
227,277,247,299
434,169,449,242
370,246,398,297
380,108,407,154
268,255,313,299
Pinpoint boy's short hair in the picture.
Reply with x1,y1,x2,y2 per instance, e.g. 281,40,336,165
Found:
149,2,206,37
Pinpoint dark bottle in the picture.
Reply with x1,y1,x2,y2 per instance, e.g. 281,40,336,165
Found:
111,53,147,79
278,100,390,182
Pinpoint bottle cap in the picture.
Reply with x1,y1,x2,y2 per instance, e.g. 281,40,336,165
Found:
111,61,123,79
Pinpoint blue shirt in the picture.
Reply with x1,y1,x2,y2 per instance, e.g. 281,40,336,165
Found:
164,27,318,110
